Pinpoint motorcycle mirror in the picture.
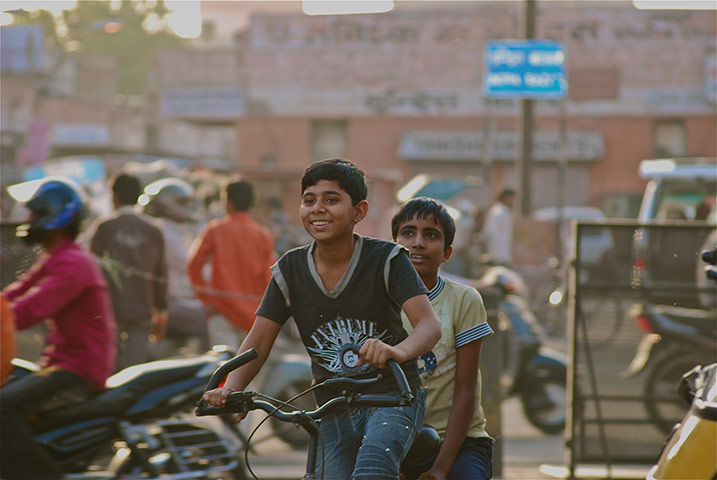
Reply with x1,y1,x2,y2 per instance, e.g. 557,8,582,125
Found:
549,288,564,307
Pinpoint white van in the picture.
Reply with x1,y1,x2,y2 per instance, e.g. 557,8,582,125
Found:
637,157,716,223
633,157,716,307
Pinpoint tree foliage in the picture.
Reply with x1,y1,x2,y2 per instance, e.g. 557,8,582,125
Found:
11,0,185,95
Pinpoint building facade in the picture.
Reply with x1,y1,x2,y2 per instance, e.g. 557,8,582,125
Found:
218,1,715,236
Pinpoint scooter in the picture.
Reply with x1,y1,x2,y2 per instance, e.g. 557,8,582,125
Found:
447,266,569,435
8,346,248,479
648,362,717,480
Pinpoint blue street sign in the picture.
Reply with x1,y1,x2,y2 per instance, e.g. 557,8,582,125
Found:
483,40,567,99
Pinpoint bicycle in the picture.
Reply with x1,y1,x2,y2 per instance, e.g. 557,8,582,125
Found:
195,348,439,480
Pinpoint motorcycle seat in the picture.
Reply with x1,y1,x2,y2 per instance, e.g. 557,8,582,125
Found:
653,304,717,333
41,355,216,423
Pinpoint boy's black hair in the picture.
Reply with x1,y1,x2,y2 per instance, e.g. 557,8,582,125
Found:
301,158,367,206
112,173,141,206
226,180,254,211
391,197,456,251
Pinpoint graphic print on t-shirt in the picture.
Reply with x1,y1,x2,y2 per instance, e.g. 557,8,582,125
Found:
307,315,391,375
416,351,438,378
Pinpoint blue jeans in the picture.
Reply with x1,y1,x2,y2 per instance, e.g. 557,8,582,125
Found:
316,388,426,480
402,436,494,480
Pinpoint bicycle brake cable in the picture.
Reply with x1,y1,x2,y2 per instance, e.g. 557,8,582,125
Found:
244,382,325,480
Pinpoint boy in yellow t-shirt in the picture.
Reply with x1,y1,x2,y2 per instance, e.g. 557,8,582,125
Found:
393,197,494,480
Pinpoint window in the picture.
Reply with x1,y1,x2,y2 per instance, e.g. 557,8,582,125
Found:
652,119,686,158
310,120,347,163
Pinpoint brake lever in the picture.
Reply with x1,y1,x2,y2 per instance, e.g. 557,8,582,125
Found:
323,374,384,387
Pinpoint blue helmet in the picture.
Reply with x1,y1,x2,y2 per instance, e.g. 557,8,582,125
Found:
16,178,87,245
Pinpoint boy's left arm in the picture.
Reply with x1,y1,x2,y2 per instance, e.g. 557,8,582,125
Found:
360,294,441,368
420,339,483,480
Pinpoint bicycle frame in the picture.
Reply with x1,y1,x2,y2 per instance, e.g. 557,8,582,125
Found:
196,348,415,479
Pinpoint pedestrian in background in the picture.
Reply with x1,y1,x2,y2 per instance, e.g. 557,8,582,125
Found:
483,187,516,267
187,180,276,351
143,177,209,357
259,196,294,256
89,173,167,371
445,205,488,279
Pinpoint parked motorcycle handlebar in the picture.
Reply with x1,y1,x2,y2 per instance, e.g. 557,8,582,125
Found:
203,348,258,393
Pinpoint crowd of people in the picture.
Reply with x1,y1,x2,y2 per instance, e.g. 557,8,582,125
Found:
0,159,521,479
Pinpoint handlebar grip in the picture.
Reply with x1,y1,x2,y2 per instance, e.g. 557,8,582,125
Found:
386,359,411,397
196,403,241,417
706,266,717,281
204,348,258,392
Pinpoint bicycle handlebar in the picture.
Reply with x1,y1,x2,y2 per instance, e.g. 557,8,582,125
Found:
195,351,414,419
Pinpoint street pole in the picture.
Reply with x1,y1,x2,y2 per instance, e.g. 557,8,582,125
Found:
556,100,568,262
481,98,494,204
518,0,536,216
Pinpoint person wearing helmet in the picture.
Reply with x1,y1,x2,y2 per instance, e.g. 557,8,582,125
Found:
1,178,117,480
88,173,168,371
143,177,209,357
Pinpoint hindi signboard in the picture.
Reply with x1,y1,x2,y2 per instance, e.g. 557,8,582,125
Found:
483,40,567,99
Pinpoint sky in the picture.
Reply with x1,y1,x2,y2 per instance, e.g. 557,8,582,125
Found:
0,1,714,35
0,0,203,38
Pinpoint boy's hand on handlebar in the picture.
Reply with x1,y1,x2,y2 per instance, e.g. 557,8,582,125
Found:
202,386,247,423
358,339,407,369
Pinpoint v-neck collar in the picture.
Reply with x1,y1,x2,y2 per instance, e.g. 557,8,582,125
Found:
307,233,363,299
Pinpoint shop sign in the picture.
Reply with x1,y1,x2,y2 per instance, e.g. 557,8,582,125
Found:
483,40,568,99
400,130,603,162
160,87,245,119
52,124,110,146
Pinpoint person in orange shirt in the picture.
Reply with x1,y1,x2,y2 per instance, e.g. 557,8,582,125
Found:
187,180,276,350
1,294,16,384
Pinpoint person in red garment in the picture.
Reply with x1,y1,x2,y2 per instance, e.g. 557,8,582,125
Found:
187,180,276,350
1,178,116,480
1,295,16,384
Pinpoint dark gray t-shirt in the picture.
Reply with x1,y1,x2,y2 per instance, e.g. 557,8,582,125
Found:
257,234,428,405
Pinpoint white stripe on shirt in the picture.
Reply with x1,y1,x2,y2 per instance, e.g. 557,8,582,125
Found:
455,322,494,348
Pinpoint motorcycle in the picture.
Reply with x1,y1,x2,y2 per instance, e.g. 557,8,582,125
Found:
447,266,569,435
153,314,314,450
8,346,248,479
625,245,717,434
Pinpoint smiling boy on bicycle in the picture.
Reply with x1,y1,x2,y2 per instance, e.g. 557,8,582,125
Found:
204,158,441,479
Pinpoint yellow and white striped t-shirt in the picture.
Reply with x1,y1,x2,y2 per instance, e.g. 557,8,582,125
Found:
402,275,494,439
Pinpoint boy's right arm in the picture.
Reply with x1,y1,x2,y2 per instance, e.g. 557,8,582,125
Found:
202,316,282,420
